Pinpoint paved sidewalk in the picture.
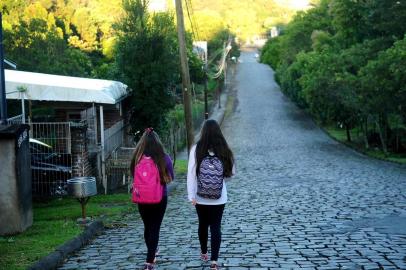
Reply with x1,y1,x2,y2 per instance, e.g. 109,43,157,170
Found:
59,50,406,270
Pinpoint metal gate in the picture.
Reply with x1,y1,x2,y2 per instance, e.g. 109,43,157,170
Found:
106,147,134,193
29,122,72,197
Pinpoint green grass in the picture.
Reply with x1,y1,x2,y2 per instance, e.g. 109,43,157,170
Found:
365,149,406,164
0,193,135,270
224,92,235,120
325,126,406,164
0,219,80,270
325,127,351,141
174,159,188,175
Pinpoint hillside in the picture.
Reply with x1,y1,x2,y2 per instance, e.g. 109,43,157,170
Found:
0,0,312,79
188,0,311,41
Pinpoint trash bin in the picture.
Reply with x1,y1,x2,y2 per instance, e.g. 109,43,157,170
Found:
67,177,97,224
67,177,97,198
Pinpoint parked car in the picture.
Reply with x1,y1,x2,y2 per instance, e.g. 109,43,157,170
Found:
30,138,72,197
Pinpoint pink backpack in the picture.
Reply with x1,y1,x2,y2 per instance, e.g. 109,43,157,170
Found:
132,156,163,204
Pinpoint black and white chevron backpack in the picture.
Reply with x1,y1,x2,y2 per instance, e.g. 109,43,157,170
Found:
197,155,224,199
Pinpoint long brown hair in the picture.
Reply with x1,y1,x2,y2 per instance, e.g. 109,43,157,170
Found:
196,120,234,177
130,128,172,184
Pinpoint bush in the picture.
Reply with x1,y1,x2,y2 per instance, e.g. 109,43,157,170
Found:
260,37,281,69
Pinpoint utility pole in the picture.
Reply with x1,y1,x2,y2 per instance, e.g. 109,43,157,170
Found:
203,49,208,119
174,0,194,152
204,65,208,120
0,13,7,125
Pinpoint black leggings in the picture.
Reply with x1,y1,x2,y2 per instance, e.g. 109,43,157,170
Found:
195,204,225,261
138,196,167,263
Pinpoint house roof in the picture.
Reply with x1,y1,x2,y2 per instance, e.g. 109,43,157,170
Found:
5,69,129,105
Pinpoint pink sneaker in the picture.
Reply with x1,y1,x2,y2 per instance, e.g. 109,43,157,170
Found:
200,253,209,262
210,262,219,270
144,263,155,270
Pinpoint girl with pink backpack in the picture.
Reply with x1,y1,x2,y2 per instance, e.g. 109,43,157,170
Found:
187,120,235,270
130,128,174,270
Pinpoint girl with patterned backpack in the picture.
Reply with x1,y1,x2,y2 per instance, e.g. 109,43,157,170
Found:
130,128,174,270
187,120,235,270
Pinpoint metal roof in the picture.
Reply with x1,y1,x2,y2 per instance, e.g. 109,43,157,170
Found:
5,69,128,105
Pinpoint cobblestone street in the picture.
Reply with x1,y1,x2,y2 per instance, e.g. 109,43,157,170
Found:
60,50,406,270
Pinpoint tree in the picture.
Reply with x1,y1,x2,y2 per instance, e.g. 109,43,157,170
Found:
364,0,406,40
115,0,179,133
329,0,371,46
278,0,332,65
261,0,406,155
4,17,92,76
359,36,406,153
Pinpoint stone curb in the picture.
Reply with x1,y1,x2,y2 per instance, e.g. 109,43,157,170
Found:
275,80,406,169
28,220,104,270
278,88,406,168
211,88,228,126
320,126,406,168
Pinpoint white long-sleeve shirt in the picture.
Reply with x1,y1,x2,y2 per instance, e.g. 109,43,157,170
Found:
187,145,234,205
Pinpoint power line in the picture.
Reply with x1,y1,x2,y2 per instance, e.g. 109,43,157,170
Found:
187,0,200,40
208,40,232,79
184,0,197,40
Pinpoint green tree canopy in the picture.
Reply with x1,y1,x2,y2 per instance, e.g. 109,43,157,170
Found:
261,0,406,153
115,0,179,133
